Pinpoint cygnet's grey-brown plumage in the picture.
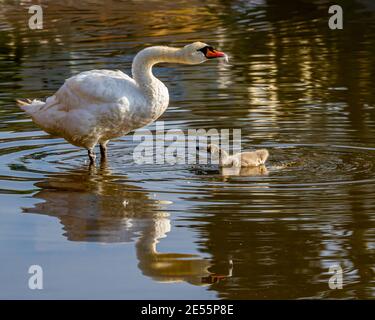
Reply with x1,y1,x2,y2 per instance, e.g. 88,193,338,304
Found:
207,144,269,167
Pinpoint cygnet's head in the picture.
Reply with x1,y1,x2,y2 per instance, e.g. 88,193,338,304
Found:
255,149,269,165
180,42,227,64
206,143,222,155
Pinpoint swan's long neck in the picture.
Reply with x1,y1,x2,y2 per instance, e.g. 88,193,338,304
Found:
132,46,183,89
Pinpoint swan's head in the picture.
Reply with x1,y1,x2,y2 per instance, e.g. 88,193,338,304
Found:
180,42,227,64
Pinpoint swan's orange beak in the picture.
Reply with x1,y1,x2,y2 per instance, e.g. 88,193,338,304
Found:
205,49,226,59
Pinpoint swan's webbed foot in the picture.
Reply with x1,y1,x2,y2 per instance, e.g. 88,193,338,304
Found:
88,149,96,165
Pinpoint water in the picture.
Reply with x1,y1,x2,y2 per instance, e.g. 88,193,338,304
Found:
1,0,375,299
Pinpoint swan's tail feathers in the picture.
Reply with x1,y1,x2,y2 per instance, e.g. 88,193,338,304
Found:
16,98,45,113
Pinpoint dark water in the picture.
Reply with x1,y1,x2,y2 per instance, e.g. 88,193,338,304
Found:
1,0,375,299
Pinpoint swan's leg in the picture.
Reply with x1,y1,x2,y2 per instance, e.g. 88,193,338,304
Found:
99,141,109,159
88,148,96,165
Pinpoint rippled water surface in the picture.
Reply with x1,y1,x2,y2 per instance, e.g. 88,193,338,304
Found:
1,0,375,299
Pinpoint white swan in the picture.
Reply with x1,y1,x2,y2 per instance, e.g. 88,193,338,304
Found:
17,42,226,164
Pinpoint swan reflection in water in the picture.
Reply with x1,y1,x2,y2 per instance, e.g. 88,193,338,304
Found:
194,164,269,179
221,164,269,177
23,162,232,286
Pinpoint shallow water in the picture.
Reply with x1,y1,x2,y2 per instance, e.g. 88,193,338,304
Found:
1,0,375,299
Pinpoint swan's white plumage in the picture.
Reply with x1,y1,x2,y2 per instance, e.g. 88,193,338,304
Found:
18,42,224,157
21,69,150,148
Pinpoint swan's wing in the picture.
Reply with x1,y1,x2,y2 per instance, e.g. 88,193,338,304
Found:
55,69,138,107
